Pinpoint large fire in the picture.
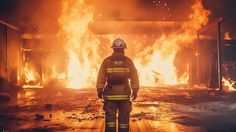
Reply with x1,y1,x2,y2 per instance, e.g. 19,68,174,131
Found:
135,0,210,86
23,0,210,89
57,0,101,88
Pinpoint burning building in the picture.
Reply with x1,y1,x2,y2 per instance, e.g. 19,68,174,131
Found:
0,0,235,90
1,0,236,131
0,0,236,94
23,0,209,89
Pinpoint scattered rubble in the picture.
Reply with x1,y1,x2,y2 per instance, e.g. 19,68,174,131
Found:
1,88,236,131
35,114,44,120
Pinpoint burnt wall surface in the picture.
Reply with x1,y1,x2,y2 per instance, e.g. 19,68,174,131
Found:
0,22,21,85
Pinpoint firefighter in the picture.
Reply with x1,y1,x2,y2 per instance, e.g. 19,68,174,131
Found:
96,38,139,132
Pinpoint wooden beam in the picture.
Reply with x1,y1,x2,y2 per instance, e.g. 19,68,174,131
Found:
0,19,19,30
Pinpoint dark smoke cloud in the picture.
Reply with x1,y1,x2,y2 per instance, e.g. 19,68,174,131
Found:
203,0,236,38
1,0,236,23
0,0,19,21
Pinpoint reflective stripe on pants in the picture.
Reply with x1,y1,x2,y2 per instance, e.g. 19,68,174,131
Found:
119,123,129,128
106,122,116,128
104,95,130,100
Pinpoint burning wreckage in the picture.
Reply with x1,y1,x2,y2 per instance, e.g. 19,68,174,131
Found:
0,0,236,131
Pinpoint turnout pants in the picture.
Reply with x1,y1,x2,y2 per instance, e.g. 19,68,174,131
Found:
104,100,131,132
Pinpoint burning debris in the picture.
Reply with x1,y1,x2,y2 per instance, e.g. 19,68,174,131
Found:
223,78,236,91
23,62,41,88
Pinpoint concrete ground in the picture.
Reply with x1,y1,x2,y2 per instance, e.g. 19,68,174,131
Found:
1,87,236,132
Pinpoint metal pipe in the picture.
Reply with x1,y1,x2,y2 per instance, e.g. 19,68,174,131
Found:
217,19,223,91
5,26,8,71
197,34,200,85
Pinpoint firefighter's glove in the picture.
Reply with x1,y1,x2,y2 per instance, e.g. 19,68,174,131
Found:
132,92,138,100
98,92,103,99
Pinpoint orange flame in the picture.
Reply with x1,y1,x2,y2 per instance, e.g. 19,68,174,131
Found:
24,62,38,83
223,77,236,91
57,0,210,88
23,62,41,88
58,0,101,88
224,32,232,40
134,0,210,86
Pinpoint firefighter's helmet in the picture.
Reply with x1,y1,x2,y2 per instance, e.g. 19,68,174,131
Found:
111,38,127,49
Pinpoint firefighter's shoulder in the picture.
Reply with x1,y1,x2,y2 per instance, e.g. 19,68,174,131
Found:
102,56,113,64
123,56,133,63
104,55,112,61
